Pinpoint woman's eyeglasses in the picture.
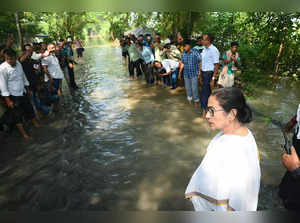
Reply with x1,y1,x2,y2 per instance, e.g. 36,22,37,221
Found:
206,106,224,117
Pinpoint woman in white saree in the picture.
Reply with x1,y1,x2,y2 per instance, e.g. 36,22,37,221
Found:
185,87,261,211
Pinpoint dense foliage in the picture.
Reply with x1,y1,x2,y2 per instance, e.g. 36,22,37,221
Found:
0,11,299,88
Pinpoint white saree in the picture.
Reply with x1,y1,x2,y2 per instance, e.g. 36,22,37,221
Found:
185,129,261,211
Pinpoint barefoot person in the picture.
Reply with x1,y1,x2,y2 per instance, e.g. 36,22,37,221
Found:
153,33,165,85
75,37,84,62
127,36,144,80
0,49,40,139
153,59,184,89
136,43,154,84
179,39,202,107
199,34,220,118
185,87,261,211
41,43,64,112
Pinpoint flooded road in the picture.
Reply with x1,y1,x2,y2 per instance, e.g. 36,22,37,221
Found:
0,45,299,211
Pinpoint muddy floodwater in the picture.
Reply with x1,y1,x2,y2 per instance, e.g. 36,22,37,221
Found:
0,45,299,211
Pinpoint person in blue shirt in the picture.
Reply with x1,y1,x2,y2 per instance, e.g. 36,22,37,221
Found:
137,35,147,47
179,39,202,107
145,34,154,54
136,43,154,84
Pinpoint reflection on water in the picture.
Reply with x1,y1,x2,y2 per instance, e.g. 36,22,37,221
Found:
248,81,300,183
0,45,299,211
246,81,300,209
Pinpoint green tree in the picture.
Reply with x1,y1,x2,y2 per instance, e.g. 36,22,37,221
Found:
103,12,131,40
41,12,95,41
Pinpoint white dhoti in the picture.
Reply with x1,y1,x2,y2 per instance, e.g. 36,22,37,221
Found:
185,129,261,211
217,66,234,88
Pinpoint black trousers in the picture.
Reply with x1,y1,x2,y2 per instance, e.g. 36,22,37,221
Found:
129,58,144,77
67,65,78,89
0,107,17,132
279,131,300,210
144,62,154,84
9,96,35,124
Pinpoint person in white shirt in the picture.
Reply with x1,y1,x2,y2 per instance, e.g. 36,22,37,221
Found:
0,49,40,139
185,87,261,211
153,59,184,89
199,34,220,119
41,43,64,112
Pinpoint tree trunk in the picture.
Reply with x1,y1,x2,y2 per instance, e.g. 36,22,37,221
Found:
185,11,200,39
274,42,284,73
174,13,179,34
172,13,177,36
187,11,193,38
15,12,23,50
111,31,115,41
125,12,130,27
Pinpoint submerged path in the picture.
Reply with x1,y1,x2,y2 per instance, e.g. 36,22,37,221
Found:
1,46,299,210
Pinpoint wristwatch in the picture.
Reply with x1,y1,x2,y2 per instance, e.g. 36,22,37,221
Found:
212,76,216,80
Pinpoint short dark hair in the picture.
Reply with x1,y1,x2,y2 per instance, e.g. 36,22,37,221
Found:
138,34,144,38
155,33,161,36
212,87,252,124
184,39,192,46
205,34,214,42
4,48,17,58
197,36,203,41
136,43,143,48
164,43,171,49
32,42,39,47
22,43,31,51
231,42,239,47
32,43,40,51
59,39,65,42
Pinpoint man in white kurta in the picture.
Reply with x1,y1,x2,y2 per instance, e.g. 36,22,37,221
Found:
185,129,261,211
